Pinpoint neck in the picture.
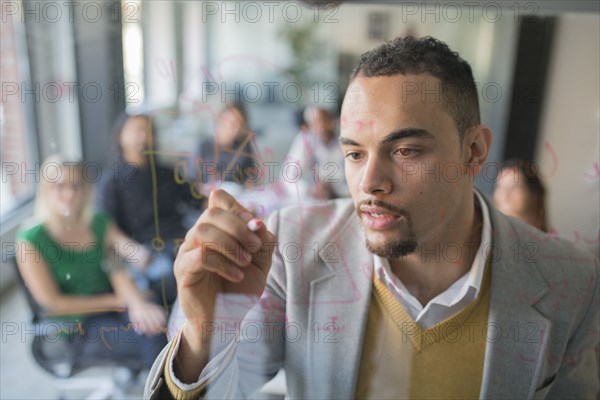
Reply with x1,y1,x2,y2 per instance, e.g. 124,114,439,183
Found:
216,135,236,148
389,193,483,306
46,213,85,231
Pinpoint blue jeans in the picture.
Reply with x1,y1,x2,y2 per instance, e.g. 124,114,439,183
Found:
128,243,178,307
37,312,167,371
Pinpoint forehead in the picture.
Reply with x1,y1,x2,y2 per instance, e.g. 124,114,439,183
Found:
221,107,243,120
341,74,456,139
48,165,84,184
497,168,523,186
313,109,330,120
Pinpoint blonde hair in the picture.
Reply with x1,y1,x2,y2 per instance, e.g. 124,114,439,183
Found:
34,154,94,224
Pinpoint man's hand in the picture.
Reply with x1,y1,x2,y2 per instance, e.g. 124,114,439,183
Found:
173,189,276,382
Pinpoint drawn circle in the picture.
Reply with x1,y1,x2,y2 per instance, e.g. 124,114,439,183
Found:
151,237,165,252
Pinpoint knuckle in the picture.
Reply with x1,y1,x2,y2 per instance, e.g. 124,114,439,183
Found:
204,207,222,219
196,221,214,236
183,229,196,245
210,188,227,202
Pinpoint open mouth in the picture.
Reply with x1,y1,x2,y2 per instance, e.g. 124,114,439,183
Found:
359,204,405,230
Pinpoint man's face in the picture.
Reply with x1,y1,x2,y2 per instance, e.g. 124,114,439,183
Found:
310,109,334,141
120,116,150,154
340,74,474,258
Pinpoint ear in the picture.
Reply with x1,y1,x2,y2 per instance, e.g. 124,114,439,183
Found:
463,125,493,176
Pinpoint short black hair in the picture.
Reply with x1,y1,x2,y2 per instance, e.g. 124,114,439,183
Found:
351,36,480,136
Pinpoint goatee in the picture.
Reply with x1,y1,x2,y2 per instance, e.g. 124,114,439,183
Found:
365,237,418,258
357,199,417,258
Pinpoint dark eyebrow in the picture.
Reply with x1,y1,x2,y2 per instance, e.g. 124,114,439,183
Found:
339,128,434,147
339,136,360,146
380,129,434,144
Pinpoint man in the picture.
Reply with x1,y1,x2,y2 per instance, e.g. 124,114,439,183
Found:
145,37,599,399
285,106,350,201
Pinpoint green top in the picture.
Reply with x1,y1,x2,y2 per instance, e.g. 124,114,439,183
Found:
18,213,114,297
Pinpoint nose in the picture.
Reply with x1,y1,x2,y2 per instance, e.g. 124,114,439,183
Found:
359,155,392,195
62,185,77,199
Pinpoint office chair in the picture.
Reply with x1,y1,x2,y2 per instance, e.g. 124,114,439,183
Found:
10,256,143,400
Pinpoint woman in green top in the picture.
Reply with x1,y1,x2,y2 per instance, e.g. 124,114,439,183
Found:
16,155,168,369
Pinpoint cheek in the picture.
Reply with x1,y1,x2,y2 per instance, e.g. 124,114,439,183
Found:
512,192,529,209
344,163,363,198
73,192,85,203
493,190,507,209
48,193,64,211
345,165,361,193
48,189,61,201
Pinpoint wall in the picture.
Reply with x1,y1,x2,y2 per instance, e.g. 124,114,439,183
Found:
536,13,600,256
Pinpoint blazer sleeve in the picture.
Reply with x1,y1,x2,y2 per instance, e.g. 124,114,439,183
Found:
144,211,287,400
544,257,599,399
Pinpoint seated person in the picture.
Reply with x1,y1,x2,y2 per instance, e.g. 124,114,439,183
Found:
190,102,258,194
96,112,198,306
17,155,167,371
284,106,349,201
493,159,547,232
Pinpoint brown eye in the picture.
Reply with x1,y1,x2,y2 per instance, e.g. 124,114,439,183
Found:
395,148,420,157
345,152,362,161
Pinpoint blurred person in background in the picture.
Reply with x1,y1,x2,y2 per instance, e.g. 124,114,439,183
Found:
190,102,258,196
97,112,198,306
17,155,167,371
493,159,548,232
285,106,349,201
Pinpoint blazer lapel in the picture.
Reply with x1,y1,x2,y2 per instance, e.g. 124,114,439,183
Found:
480,205,551,399
307,213,374,399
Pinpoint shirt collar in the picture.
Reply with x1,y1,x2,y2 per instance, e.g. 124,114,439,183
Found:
466,189,492,297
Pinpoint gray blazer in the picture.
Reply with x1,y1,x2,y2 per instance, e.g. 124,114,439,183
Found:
146,197,599,399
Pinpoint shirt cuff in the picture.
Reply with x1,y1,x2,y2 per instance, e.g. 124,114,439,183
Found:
164,328,239,397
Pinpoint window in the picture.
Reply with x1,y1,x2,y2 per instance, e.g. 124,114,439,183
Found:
368,12,390,41
1,0,39,222
122,0,145,107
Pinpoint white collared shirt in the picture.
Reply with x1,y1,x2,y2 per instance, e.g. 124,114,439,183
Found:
373,191,492,329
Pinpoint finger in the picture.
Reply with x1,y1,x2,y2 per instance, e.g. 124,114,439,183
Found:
200,207,262,253
177,246,246,284
145,312,166,335
181,201,255,254
251,219,275,246
195,223,254,267
129,307,150,332
179,189,250,253
207,188,253,222
140,307,165,335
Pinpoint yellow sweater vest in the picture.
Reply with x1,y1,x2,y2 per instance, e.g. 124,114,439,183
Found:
355,264,492,399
